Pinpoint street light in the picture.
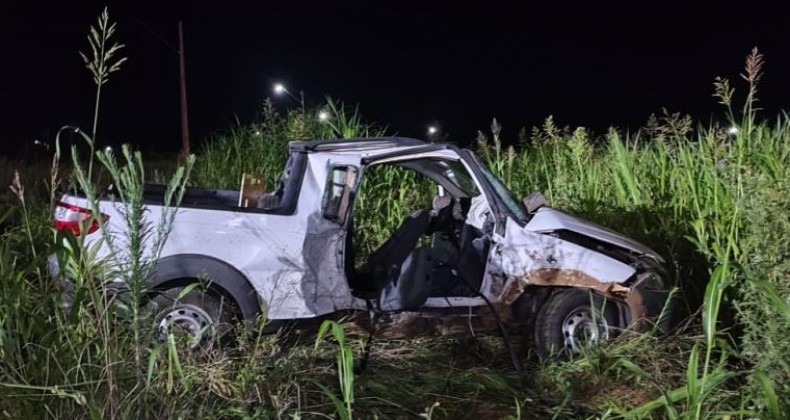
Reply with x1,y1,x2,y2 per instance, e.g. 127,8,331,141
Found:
272,82,304,109
426,124,444,142
32,139,50,150
727,126,739,136
317,110,330,122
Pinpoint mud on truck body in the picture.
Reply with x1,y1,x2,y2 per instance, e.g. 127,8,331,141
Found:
51,137,671,356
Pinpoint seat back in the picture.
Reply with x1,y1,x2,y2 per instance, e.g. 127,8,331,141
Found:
367,210,430,288
378,247,432,311
454,223,490,292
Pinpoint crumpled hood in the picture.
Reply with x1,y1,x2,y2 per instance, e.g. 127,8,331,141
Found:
524,207,664,263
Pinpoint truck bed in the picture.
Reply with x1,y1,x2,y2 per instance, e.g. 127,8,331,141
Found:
141,184,241,209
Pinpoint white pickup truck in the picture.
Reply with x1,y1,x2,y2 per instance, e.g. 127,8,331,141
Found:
51,137,670,356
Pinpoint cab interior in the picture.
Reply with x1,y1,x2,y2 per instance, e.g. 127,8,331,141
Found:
342,157,493,311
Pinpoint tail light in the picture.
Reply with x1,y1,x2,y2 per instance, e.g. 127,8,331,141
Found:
54,202,108,236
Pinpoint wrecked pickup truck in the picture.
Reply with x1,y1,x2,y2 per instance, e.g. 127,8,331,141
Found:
51,137,671,356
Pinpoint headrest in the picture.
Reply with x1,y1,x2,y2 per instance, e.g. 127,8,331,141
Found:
432,195,452,211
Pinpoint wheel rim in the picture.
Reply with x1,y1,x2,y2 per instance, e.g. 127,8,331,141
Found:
561,307,610,354
156,304,215,349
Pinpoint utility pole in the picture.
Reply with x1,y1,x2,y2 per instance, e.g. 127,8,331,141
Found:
178,21,190,160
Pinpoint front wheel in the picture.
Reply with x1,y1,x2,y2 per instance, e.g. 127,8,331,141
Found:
534,289,623,358
149,286,240,350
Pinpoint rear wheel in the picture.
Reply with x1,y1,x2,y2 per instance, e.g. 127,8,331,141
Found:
149,285,240,350
534,289,623,358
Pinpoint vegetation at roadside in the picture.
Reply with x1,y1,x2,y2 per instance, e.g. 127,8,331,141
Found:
0,9,787,417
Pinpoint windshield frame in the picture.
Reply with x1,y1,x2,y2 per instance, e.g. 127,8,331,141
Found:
392,158,480,198
463,151,530,226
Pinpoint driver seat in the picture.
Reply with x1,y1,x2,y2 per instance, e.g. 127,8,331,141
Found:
367,210,432,311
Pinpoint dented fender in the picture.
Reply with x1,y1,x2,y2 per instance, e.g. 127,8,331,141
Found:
488,219,662,326
490,219,650,322
494,219,635,293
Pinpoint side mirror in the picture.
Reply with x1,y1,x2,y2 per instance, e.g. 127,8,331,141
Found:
522,191,547,213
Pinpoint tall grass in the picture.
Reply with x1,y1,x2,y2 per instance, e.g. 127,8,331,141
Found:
79,6,127,171
2,46,790,418
192,98,385,190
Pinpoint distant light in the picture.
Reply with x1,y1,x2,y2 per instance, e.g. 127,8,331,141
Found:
104,146,113,153
727,126,739,135
32,139,49,150
427,126,438,135
273,83,286,95
254,130,262,136
317,110,330,122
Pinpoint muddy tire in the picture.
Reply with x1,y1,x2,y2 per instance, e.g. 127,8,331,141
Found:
149,286,240,350
534,289,622,358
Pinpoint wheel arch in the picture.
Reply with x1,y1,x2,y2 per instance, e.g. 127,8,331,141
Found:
506,280,636,330
147,254,262,322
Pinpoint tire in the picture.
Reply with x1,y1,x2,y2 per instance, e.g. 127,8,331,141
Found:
149,285,240,350
534,289,623,358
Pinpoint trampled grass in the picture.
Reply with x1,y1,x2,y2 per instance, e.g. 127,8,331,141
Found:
2,49,790,418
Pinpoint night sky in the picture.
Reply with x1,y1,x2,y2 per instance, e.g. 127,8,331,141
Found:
2,1,788,154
